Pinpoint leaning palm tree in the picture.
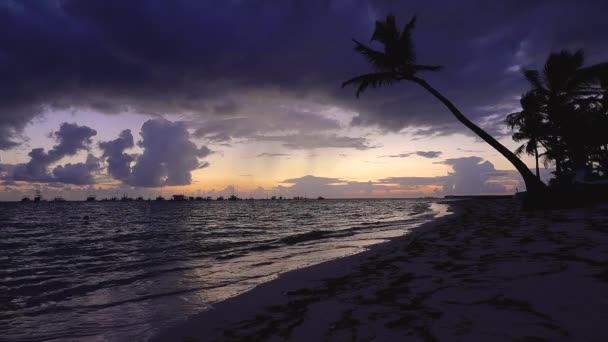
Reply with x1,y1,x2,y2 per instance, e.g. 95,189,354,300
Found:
343,15,546,196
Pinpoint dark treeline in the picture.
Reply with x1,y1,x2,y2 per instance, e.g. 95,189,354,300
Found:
506,50,608,186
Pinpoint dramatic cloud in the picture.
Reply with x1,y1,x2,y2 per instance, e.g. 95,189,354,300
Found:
1,0,606,149
382,151,442,159
1,119,211,188
436,156,516,194
127,119,212,187
99,129,135,182
9,123,97,184
46,123,98,159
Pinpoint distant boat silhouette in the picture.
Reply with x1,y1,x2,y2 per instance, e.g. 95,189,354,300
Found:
155,196,165,201
21,196,31,202
216,196,224,201
53,196,66,202
86,195,96,202
120,194,133,202
228,195,240,201
317,196,325,200
34,190,42,202
172,194,187,201
135,196,144,201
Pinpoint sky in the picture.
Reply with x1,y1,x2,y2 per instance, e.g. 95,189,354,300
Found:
1,0,607,200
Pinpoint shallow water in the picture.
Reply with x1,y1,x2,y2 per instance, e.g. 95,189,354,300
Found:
0,199,447,341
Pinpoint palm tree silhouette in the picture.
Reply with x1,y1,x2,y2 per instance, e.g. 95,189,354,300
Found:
506,92,547,179
521,50,608,182
343,15,546,196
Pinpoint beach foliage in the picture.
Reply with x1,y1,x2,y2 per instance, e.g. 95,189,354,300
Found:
507,50,608,185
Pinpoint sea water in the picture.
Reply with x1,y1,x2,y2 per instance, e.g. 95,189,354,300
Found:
0,199,447,341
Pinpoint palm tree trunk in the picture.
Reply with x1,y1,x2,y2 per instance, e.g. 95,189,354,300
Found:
412,77,546,195
534,146,540,179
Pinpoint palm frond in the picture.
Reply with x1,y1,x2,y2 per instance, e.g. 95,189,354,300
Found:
401,16,417,38
352,39,393,71
398,16,417,64
371,14,399,45
343,14,441,97
342,72,400,98
505,111,522,128
412,64,443,72
543,49,585,91
524,141,537,155
512,132,528,142
570,62,608,89
523,69,544,92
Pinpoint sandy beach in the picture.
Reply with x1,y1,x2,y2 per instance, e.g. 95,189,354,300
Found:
151,198,608,341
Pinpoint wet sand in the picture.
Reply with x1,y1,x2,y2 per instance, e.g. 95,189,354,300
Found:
151,198,608,341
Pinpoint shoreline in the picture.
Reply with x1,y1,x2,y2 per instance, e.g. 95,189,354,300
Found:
150,200,460,341
151,198,608,341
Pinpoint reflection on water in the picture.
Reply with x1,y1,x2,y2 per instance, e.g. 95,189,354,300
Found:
0,199,447,341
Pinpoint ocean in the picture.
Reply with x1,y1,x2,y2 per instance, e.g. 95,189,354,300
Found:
0,199,448,341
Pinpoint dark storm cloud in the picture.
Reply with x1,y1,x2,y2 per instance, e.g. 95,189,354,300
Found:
0,0,608,149
6,123,98,184
128,119,212,187
1,0,607,149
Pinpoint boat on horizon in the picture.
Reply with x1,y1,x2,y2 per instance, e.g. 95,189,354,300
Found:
34,190,43,202
172,194,187,201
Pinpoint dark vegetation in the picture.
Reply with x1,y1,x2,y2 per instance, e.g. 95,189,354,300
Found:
344,14,608,208
506,50,608,186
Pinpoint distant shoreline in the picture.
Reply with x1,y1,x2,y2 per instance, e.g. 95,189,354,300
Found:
0,195,514,203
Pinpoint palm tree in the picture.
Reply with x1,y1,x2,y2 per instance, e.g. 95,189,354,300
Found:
505,92,547,179
342,15,546,196
521,50,608,183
